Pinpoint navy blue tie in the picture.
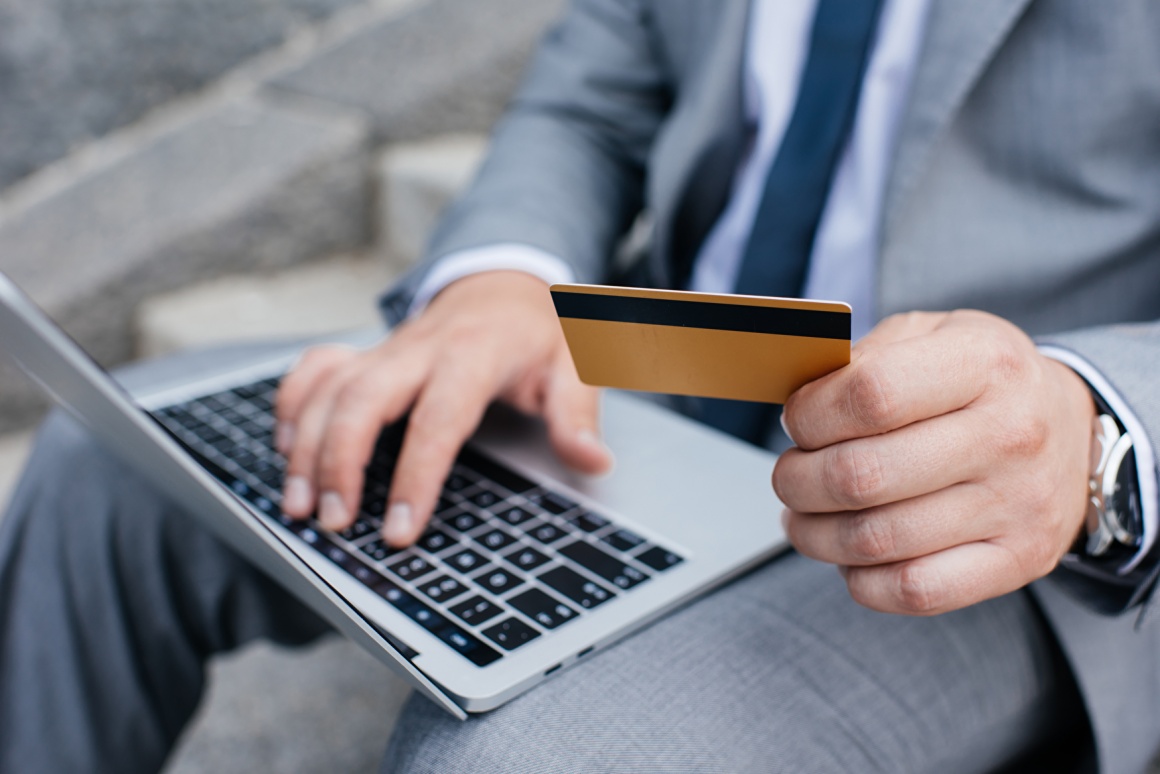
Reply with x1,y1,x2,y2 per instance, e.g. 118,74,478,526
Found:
700,0,885,444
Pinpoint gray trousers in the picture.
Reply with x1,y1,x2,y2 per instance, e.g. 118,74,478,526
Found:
0,348,1091,773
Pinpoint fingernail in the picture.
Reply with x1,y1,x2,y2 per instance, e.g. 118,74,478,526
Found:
275,423,295,456
319,492,349,531
282,475,312,515
384,502,415,546
577,428,616,474
779,412,796,446
577,428,610,454
577,428,600,447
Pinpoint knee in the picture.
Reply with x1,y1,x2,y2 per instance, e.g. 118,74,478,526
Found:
10,409,169,552
10,410,108,521
31,409,108,471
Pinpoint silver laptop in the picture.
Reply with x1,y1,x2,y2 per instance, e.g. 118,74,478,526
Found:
0,271,787,718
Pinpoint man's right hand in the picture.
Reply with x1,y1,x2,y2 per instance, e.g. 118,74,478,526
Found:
273,270,613,547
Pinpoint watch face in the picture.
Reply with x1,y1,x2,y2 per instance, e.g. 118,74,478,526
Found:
1110,446,1143,546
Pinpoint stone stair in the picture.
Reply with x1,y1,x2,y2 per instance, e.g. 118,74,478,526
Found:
0,0,563,435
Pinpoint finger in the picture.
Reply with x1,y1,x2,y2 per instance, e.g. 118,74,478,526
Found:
852,311,944,352
783,483,992,567
384,362,501,547
772,408,990,513
275,345,357,454
783,322,996,450
842,541,1024,616
281,361,364,519
312,354,429,533
543,351,613,474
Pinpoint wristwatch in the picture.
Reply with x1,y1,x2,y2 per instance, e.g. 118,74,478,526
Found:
1078,411,1143,564
1054,388,1157,613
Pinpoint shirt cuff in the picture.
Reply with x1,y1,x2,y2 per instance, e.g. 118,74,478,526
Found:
1040,344,1158,574
408,244,577,318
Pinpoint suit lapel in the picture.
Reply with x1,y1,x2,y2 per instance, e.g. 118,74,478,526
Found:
881,0,1034,238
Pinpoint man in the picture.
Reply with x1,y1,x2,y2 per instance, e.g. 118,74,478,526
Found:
3,0,1160,771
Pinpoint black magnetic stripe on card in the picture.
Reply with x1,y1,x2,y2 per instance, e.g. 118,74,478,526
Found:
551,292,851,340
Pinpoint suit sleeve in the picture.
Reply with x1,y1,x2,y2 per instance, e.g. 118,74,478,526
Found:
380,0,673,324
1039,325,1160,614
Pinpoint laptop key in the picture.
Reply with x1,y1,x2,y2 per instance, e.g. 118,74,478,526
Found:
359,538,397,564
504,545,551,572
509,588,578,630
559,541,649,589
436,625,503,667
532,491,577,515
230,384,259,399
473,567,523,596
450,595,504,626
199,395,227,413
445,472,473,492
369,561,502,669
388,554,436,582
457,448,538,495
539,566,616,609
338,519,375,542
570,511,610,533
360,490,387,517
318,539,358,572
635,546,685,572
349,562,386,588
443,510,485,535
482,618,541,651
418,529,456,554
375,584,478,655
497,506,535,527
445,548,487,573
252,461,283,489
474,528,517,552
467,489,501,509
524,521,569,545
418,575,469,604
601,529,646,553
249,394,275,412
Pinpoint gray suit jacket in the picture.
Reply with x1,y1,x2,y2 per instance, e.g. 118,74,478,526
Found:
382,1,1160,769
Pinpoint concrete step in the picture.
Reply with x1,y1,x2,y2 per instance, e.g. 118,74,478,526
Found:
0,0,367,192
136,252,394,358
0,97,371,433
267,0,564,143
378,133,487,269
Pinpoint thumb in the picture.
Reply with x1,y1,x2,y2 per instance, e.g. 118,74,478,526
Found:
543,350,613,475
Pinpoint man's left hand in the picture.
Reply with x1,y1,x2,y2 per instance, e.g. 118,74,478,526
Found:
775,310,1096,615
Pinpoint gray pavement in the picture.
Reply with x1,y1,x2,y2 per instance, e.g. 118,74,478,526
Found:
164,637,411,774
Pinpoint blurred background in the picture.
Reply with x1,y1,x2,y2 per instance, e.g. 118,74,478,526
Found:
0,0,562,769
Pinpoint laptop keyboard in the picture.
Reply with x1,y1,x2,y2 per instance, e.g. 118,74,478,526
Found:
152,376,685,668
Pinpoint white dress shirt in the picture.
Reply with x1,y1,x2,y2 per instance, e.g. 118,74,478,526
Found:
415,0,930,334
408,0,1156,570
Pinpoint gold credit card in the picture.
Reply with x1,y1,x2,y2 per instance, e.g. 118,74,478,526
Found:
551,284,851,404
